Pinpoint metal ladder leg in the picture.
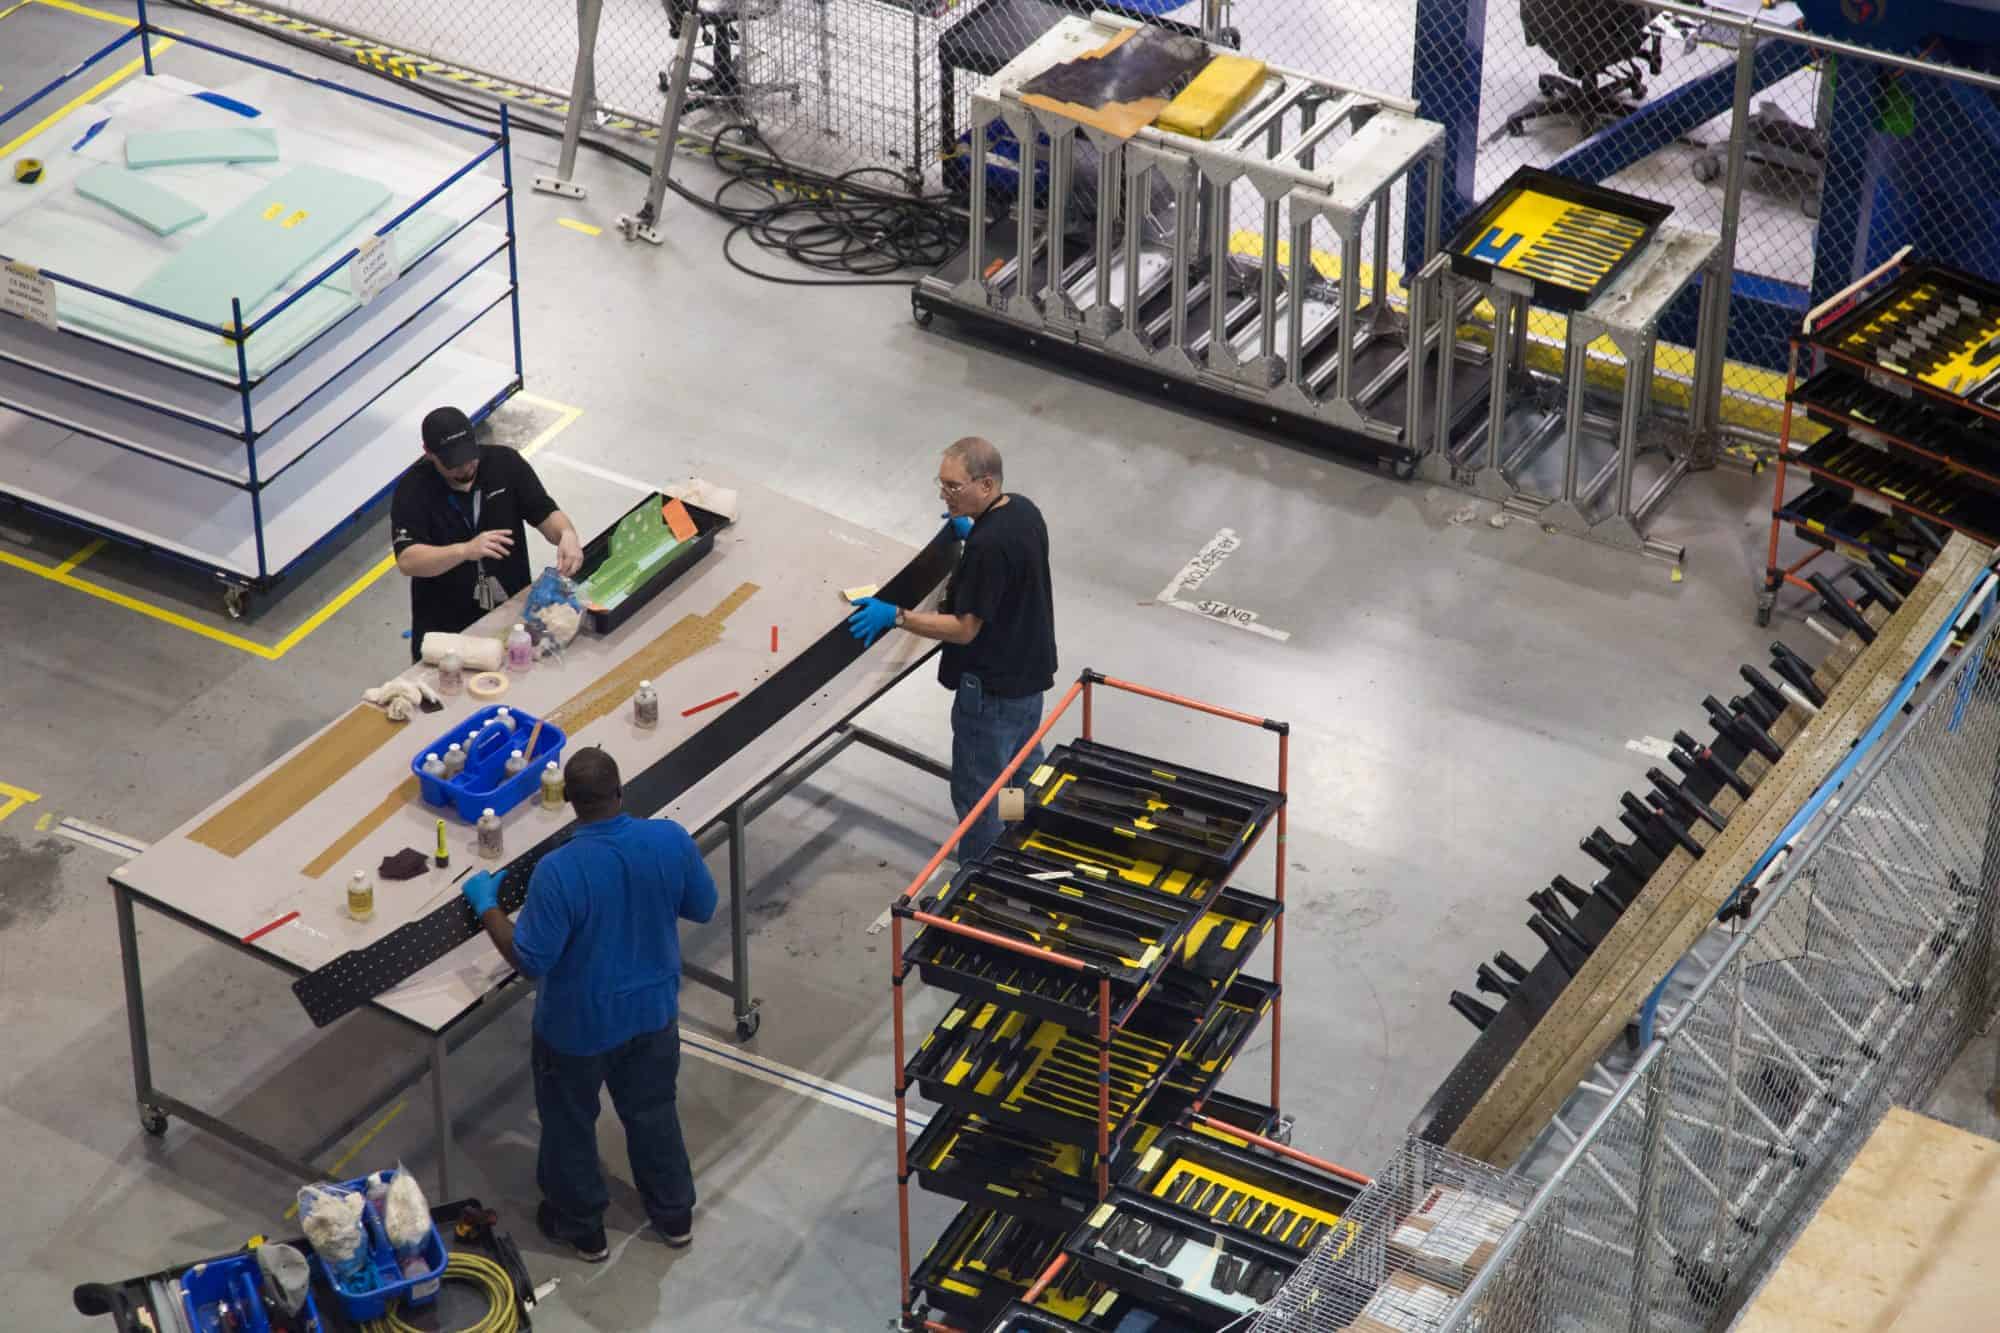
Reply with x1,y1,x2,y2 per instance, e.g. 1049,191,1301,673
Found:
620,12,704,244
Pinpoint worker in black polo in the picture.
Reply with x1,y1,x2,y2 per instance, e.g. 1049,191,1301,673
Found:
845,436,1057,862
391,406,584,661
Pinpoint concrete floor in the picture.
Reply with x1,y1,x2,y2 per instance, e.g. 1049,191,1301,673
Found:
0,4,1847,1329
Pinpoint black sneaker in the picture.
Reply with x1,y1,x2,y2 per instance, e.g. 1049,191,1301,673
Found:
537,1201,609,1263
655,1215,693,1249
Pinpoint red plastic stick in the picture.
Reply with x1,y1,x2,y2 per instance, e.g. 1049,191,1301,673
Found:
242,910,299,944
682,690,739,717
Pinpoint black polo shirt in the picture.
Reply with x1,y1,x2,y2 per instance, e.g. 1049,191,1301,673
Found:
938,493,1058,698
390,445,557,654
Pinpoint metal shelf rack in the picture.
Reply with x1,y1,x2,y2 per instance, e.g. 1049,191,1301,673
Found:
1759,253,1993,625
0,0,524,610
889,670,1292,1332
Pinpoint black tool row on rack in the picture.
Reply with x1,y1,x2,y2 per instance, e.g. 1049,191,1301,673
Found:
1762,260,1997,625
897,738,1314,1331
1410,590,1898,1144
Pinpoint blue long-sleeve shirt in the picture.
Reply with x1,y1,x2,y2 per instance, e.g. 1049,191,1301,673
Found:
512,813,718,1055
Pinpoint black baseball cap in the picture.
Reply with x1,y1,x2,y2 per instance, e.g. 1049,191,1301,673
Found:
421,406,478,468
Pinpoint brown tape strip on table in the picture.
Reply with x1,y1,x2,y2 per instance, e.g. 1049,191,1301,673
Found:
300,581,760,878
189,705,405,858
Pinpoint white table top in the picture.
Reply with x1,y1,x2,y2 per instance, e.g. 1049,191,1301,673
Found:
112,475,943,1032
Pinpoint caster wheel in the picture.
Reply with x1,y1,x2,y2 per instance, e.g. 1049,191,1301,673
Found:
1755,602,1773,627
140,1105,169,1137
223,586,249,620
1270,1114,1295,1146
1801,193,1821,220
735,1010,761,1040
1692,154,1721,183
1390,456,1417,481
911,305,934,329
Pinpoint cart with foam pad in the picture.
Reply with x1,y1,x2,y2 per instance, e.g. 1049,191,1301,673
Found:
0,0,524,612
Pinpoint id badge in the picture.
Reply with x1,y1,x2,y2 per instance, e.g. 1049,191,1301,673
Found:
475,572,506,612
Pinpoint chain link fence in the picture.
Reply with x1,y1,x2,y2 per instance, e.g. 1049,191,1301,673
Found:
1391,575,2000,1332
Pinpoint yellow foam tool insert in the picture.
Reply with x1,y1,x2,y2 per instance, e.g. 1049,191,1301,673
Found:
1156,55,1268,140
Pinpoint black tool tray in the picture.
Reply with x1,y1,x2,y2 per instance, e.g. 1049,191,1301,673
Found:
911,1106,1100,1228
1793,362,2000,495
1014,739,1285,882
912,1203,1078,1330
1062,1186,1324,1329
574,491,729,636
991,836,1221,911
1807,262,2000,412
1151,976,1279,1124
1445,165,1672,313
1123,1127,1364,1253
907,974,1247,1151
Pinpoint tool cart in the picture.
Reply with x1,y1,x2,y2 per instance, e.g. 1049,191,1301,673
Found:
889,670,1318,1330
1759,254,2000,624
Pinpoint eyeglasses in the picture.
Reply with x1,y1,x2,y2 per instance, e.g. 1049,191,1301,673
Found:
937,475,987,496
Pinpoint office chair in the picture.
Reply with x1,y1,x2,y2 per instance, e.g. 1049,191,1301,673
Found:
1499,0,1662,139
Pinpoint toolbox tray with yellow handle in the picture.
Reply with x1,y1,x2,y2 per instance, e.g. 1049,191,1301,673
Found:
1445,165,1671,314
1011,739,1284,883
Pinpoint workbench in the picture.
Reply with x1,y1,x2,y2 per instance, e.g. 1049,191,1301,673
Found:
108,475,955,1200
1736,1105,2000,1332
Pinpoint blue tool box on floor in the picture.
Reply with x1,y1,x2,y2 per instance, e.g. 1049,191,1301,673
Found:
178,1252,323,1333
412,704,565,822
313,1172,449,1322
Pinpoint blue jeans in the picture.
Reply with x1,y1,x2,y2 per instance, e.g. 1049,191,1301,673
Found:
950,675,1046,863
532,1022,695,1240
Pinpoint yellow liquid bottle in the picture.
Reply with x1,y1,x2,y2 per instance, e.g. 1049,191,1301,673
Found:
347,869,375,922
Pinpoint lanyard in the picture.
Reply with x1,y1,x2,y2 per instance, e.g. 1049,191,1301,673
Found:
451,486,483,535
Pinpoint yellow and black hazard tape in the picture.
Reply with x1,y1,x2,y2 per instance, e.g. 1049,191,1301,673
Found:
182,0,663,136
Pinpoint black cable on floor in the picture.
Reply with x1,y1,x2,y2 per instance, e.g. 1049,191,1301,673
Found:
159,1,963,285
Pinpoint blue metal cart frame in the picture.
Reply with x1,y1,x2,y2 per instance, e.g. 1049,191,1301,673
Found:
0,0,525,606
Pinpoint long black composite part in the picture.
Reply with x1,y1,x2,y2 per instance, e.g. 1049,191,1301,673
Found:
291,533,960,1028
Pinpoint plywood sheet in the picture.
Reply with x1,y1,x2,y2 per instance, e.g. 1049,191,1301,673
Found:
1738,1107,2000,1332
190,704,403,857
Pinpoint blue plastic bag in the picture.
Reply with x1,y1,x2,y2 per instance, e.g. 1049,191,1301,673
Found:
523,566,586,654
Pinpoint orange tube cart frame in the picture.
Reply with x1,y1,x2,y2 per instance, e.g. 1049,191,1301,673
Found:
889,669,1290,1329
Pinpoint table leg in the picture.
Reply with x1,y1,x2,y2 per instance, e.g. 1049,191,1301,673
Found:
727,806,758,1040
115,883,163,1135
431,1036,453,1203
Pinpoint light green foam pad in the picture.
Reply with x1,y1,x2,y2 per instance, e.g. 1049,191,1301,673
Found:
75,164,207,237
124,127,279,168
133,165,392,326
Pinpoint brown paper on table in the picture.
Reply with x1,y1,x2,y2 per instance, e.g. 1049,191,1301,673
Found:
1019,28,1171,143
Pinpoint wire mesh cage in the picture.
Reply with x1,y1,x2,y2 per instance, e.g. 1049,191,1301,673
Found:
1248,1138,1549,1333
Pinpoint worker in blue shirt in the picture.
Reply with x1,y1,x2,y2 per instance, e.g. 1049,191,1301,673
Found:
462,746,717,1262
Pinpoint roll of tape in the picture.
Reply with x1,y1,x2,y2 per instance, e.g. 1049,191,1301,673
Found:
466,671,509,700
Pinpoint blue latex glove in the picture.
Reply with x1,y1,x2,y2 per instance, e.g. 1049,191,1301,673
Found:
941,512,973,541
846,596,899,646
462,869,501,916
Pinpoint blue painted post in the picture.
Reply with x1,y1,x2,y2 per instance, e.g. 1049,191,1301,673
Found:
499,105,525,390
1405,0,1486,274
137,0,153,75
233,297,269,581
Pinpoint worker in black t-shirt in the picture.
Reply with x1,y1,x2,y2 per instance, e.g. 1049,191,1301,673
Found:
390,406,584,661
846,437,1057,862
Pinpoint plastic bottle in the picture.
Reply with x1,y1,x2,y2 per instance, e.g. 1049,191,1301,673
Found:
437,651,464,696
421,752,446,780
442,743,466,778
541,761,564,810
634,679,659,728
505,623,533,673
347,869,375,922
505,748,528,776
495,706,517,732
477,808,503,860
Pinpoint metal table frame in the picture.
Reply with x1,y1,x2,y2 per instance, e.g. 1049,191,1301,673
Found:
112,649,947,1202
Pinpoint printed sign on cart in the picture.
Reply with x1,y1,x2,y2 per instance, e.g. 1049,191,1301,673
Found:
349,234,399,306
2,261,58,331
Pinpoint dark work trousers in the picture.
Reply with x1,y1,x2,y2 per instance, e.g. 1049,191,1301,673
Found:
532,1021,695,1240
949,673,1046,863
